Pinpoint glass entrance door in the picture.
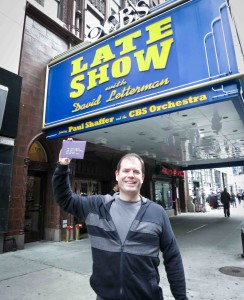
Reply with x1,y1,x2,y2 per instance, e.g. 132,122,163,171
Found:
24,174,45,242
154,181,172,210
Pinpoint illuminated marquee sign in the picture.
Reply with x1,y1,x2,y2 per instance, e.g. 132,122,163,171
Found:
45,82,240,139
43,0,239,137
162,167,184,177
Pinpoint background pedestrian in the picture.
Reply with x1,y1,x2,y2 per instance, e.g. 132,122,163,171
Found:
220,188,231,217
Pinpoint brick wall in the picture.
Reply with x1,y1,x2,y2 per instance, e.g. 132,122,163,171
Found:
7,15,68,248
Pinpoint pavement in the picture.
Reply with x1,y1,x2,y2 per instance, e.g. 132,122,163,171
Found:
0,206,244,300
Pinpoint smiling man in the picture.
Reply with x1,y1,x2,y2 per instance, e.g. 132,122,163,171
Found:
52,145,188,300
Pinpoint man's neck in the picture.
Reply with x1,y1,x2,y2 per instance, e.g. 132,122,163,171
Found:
119,192,140,202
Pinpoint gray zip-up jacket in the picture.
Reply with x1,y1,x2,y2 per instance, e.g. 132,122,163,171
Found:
52,164,188,300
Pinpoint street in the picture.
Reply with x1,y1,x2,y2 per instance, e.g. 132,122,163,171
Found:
0,206,244,300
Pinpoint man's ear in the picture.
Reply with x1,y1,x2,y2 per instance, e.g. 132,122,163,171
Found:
115,170,118,181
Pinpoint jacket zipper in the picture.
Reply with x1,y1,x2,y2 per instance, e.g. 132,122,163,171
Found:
118,199,146,300
105,196,147,300
119,243,124,299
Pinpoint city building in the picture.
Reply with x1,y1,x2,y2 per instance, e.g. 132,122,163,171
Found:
185,166,243,212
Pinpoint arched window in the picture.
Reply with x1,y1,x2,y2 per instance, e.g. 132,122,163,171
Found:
28,141,48,162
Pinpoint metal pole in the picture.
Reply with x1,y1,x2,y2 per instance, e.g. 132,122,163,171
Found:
65,226,71,242
75,225,80,240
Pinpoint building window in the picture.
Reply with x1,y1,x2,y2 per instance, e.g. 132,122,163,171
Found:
44,0,61,18
88,0,106,15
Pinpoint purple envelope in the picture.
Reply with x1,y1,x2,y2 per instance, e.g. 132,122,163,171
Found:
60,140,86,159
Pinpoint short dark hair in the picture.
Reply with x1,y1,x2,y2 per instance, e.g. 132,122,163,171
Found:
116,153,145,174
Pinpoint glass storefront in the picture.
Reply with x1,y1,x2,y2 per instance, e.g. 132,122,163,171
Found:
154,181,172,210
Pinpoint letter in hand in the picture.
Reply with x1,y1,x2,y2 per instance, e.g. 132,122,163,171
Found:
59,138,73,165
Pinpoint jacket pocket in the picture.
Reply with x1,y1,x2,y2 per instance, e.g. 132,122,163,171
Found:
125,271,163,300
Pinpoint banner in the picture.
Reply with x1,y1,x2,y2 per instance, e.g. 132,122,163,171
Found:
43,0,239,133
46,82,239,139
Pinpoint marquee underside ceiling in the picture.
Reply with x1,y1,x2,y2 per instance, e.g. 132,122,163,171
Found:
73,98,244,169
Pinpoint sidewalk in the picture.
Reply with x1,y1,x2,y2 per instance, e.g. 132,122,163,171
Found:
0,207,244,300
0,236,96,300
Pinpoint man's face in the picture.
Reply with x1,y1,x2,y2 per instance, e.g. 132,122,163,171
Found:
115,157,144,199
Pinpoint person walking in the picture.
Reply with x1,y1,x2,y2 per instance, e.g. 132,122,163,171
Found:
221,188,231,217
237,192,241,206
52,139,188,300
230,192,237,208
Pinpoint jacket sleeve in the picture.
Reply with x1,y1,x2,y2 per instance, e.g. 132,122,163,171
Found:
160,212,188,300
52,163,101,219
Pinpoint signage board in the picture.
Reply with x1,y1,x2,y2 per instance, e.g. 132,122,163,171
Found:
46,82,240,139
44,0,239,135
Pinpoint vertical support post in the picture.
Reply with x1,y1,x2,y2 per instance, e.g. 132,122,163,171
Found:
65,226,72,242
241,228,244,258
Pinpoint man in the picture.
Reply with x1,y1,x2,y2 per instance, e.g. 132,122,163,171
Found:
236,192,241,206
52,142,188,300
221,188,231,217
108,180,119,196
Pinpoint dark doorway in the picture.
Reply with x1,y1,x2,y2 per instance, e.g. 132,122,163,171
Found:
24,172,46,243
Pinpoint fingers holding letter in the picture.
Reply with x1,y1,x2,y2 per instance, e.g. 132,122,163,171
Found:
59,138,73,165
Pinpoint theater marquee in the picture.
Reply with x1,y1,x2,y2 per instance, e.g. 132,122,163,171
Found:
43,0,240,139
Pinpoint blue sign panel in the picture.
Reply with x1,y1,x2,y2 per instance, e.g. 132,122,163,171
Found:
46,82,240,139
44,0,238,131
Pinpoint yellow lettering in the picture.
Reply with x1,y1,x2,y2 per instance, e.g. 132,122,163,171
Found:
70,74,85,98
134,38,174,71
112,56,131,78
85,117,114,128
199,94,207,100
149,105,156,113
129,108,147,117
87,65,110,90
71,95,101,113
146,17,172,45
68,124,84,132
160,78,170,85
71,57,88,76
106,90,117,102
115,30,142,55
167,101,175,108
90,45,116,68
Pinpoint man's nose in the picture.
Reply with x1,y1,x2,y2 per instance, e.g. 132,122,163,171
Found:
127,170,135,177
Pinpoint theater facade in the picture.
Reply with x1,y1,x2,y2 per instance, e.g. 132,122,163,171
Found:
2,0,244,252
